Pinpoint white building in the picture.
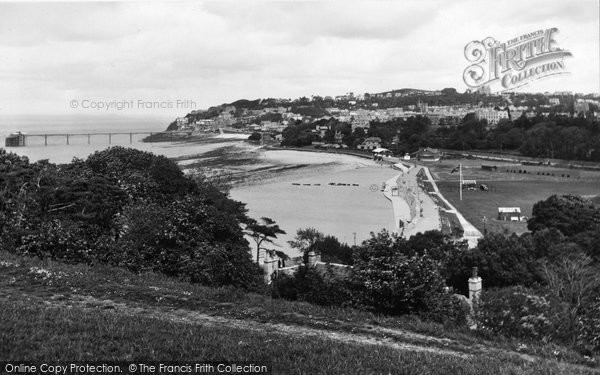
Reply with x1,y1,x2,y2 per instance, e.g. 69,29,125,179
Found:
475,109,509,125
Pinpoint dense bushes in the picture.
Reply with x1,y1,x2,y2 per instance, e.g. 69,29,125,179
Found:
272,230,468,326
477,284,600,354
271,265,354,307
272,196,600,353
528,195,600,237
446,233,543,294
352,232,449,316
476,287,560,342
0,147,262,290
578,297,600,353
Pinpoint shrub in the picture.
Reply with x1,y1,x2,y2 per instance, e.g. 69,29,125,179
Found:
476,286,560,342
0,147,260,290
577,297,600,354
352,231,453,316
271,265,354,307
446,233,542,294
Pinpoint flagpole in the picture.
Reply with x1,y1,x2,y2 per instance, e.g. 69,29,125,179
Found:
459,163,463,201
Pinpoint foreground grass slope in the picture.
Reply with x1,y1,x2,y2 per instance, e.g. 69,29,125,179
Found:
1,251,598,374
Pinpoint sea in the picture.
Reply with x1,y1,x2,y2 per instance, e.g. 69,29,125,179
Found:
0,114,397,253
0,114,215,163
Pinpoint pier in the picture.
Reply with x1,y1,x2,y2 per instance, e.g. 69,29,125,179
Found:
5,131,193,147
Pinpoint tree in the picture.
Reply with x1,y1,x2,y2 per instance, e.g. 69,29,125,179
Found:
248,132,262,141
313,235,353,265
351,230,452,317
446,233,541,294
0,147,262,290
405,231,467,279
542,252,600,345
528,195,600,236
245,217,286,263
288,227,324,261
441,88,458,96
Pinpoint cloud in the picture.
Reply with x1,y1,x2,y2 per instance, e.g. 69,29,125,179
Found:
0,0,597,116
202,1,441,43
0,3,136,46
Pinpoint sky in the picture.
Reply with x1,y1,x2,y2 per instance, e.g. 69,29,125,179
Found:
0,0,598,117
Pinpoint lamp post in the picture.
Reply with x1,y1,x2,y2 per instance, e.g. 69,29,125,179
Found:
482,216,488,235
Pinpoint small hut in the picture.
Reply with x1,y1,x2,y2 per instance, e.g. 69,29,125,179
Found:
497,207,522,221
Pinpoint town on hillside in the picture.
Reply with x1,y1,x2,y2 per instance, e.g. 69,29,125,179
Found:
165,89,600,162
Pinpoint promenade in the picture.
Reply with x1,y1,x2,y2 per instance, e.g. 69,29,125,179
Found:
382,163,441,238
380,159,482,247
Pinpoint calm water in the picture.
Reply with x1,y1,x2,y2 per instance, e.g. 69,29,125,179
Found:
0,114,226,163
230,159,398,254
1,114,396,255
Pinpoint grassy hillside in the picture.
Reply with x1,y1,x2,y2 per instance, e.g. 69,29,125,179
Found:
1,251,598,374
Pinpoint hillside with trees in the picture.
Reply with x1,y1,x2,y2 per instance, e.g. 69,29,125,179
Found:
272,195,600,355
0,147,262,289
1,145,599,360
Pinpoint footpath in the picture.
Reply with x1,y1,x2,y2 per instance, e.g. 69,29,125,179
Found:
382,164,441,239
420,167,482,248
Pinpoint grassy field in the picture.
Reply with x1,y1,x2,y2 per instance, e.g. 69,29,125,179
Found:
429,159,600,235
5,301,598,375
1,251,599,374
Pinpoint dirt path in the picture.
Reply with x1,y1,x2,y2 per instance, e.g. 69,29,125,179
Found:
7,287,598,373
30,292,471,359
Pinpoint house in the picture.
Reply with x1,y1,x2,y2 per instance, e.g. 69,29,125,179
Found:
175,117,189,126
357,137,381,150
498,207,522,221
474,108,509,125
372,147,392,157
5,132,26,147
416,147,441,162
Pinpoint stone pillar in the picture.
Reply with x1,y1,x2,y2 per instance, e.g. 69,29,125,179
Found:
307,251,320,267
468,267,482,303
263,254,279,284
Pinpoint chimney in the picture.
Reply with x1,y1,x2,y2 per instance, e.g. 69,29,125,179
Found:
468,267,482,302
307,251,320,267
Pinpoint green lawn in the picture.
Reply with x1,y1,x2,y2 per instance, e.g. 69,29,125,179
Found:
429,159,600,235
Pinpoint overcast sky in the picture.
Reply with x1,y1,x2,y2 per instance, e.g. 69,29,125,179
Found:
0,0,598,116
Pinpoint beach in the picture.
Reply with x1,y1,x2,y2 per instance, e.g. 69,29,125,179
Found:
2,118,455,256
229,151,400,257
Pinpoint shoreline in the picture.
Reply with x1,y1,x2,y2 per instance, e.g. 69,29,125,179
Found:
228,149,399,256
196,145,477,252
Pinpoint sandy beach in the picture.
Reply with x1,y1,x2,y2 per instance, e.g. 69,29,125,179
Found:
227,148,484,257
